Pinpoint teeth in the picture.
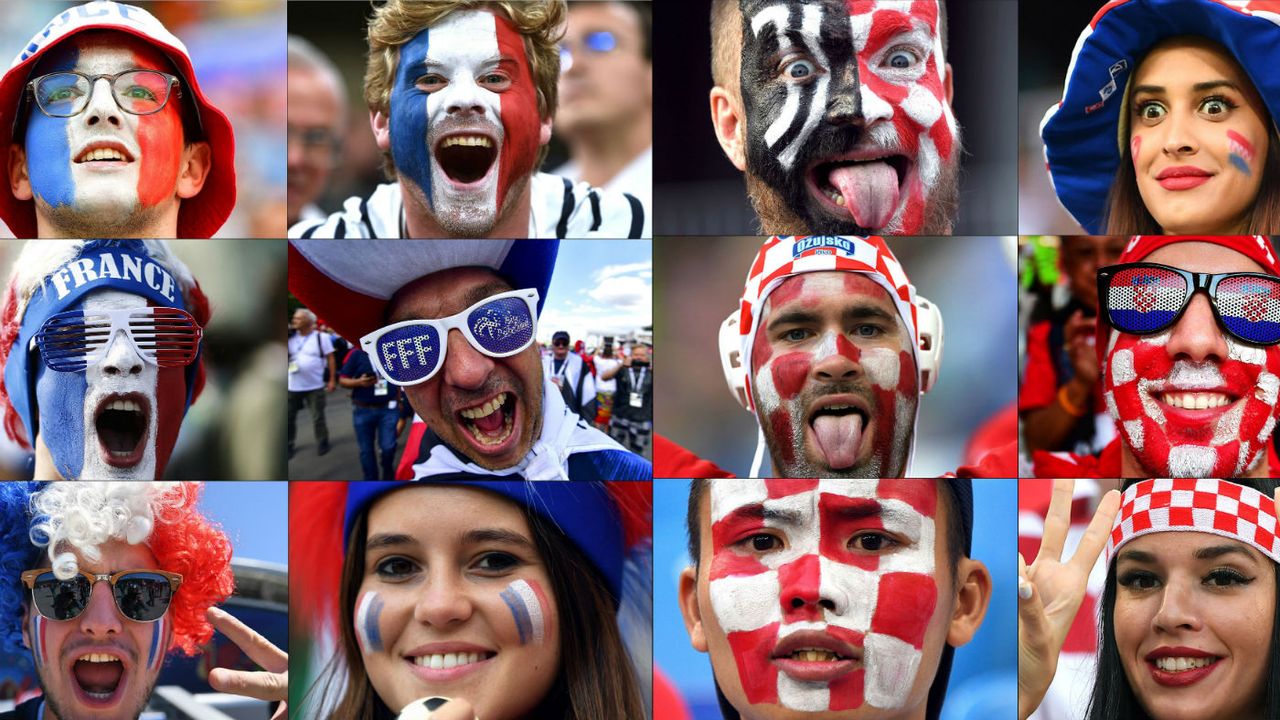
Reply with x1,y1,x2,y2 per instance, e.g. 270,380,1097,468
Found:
442,135,493,148
79,147,126,162
108,399,141,413
1161,392,1232,410
413,652,487,668
460,393,506,420
1155,656,1214,672
80,653,120,663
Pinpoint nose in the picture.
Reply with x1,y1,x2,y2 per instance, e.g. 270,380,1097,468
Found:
824,62,863,126
780,554,847,622
100,329,144,376
412,571,474,628
1152,578,1203,634
79,581,123,638
83,77,123,129
1164,294,1228,362
811,332,860,382
441,330,494,390
1161,110,1200,157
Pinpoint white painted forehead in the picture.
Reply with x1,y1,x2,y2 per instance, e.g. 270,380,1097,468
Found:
80,288,149,312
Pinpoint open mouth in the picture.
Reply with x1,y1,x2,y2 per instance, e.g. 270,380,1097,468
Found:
434,133,498,185
808,154,910,229
457,391,517,450
74,142,135,164
72,652,125,704
807,400,869,470
94,393,150,467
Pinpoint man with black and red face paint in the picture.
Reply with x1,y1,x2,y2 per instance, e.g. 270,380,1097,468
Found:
679,479,991,720
710,0,958,236
1032,235,1280,478
0,1,236,239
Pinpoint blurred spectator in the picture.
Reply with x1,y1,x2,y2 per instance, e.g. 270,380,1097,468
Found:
288,308,335,459
553,0,652,203
593,335,622,432
338,348,411,480
1020,236,1124,456
287,34,347,226
544,330,596,422
609,343,653,456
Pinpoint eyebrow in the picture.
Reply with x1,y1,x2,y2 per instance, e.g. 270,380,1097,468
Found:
1131,79,1240,96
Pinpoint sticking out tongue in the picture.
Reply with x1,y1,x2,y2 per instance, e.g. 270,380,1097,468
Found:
829,162,899,229
73,659,122,695
811,413,863,470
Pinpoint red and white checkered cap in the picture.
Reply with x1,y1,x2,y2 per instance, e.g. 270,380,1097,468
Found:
1106,479,1280,564
737,235,918,413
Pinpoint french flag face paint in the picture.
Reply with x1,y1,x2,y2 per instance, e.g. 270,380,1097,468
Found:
355,591,385,653
708,480,939,712
23,34,184,223
499,578,550,645
388,9,542,235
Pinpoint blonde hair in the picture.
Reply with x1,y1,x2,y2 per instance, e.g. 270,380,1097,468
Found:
364,0,566,177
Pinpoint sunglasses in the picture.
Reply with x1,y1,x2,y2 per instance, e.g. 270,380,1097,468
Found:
1097,262,1280,345
361,288,539,386
34,306,202,372
21,568,183,623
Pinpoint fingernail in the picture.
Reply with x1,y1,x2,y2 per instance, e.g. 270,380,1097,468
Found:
1018,578,1033,600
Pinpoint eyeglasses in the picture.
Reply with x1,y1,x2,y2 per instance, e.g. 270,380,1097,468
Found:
21,568,183,623
35,307,203,373
1097,262,1280,345
361,289,539,386
559,31,618,71
27,70,182,119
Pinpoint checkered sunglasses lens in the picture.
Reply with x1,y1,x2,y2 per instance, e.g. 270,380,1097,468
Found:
467,295,535,355
1214,275,1280,345
1105,265,1189,335
374,323,442,384
29,571,175,622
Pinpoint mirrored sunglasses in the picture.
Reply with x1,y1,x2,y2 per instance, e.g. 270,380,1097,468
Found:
35,307,202,373
21,568,183,623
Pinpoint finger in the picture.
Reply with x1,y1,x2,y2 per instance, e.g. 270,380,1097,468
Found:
207,667,288,703
207,607,288,673
1038,479,1075,562
1068,488,1123,575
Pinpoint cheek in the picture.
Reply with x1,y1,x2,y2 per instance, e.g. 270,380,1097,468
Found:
25,114,75,207
355,590,387,653
498,578,552,646
35,366,87,477
135,108,183,207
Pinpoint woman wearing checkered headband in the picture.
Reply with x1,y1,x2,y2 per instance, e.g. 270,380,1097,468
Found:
1019,478,1280,720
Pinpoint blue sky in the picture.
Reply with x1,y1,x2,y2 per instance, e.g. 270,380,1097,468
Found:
539,239,652,346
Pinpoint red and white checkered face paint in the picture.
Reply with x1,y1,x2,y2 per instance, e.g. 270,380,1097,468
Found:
1106,479,1280,565
1102,326,1280,477
708,480,939,711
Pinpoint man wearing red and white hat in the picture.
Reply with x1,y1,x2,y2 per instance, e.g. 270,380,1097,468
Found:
0,1,236,239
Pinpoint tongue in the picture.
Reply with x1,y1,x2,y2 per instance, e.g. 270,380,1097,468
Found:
811,413,864,470
471,405,505,435
74,660,122,694
829,162,899,229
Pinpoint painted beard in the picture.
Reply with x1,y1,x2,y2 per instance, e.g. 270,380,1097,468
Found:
707,480,939,712
738,0,958,235
389,10,542,237
1103,329,1280,477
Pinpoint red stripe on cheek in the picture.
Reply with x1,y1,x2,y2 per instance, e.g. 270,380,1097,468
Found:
778,553,822,622
870,572,936,647
154,365,185,477
727,623,780,705
136,106,183,208
772,352,811,400
495,14,541,209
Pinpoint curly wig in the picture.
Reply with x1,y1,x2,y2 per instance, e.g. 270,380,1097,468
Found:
27,481,234,656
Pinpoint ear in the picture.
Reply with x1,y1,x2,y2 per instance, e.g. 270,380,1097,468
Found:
946,557,992,647
370,109,391,152
176,141,212,200
944,62,954,106
539,115,553,147
9,144,32,201
678,565,709,652
709,85,747,171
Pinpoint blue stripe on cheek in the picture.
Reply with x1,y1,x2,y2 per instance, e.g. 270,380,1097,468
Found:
24,45,78,208
390,28,433,206
34,360,86,478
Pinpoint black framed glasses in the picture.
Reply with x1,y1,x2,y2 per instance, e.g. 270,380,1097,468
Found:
1097,262,1280,345
27,70,181,118
21,568,183,623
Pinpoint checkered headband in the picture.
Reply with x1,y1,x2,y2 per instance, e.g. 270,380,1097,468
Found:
1106,479,1280,565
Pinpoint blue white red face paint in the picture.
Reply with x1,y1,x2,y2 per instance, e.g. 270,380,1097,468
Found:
388,9,542,235
356,591,385,653
500,578,548,645
708,480,939,712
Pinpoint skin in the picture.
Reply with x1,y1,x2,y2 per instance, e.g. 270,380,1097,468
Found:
1129,37,1270,234
286,62,345,224
386,268,543,470
679,480,991,720
749,272,917,478
8,32,211,239
358,486,560,719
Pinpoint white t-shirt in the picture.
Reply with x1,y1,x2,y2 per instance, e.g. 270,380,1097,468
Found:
593,355,622,393
288,330,335,392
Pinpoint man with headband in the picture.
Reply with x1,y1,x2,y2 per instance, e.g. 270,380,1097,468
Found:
0,240,209,480
0,482,287,720
708,0,959,236
289,0,650,240
680,479,992,720
0,0,236,239
1033,235,1280,478
289,239,652,480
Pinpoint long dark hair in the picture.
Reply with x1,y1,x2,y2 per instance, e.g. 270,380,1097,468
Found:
1085,479,1280,720
312,493,645,720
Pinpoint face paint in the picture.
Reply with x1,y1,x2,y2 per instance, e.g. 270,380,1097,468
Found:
1103,328,1280,476
355,590,385,653
1227,129,1254,176
389,10,541,236
708,480,938,711
499,578,549,645
750,273,918,477
738,0,957,235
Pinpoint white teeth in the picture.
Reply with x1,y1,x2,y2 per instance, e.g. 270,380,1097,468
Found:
1155,656,1214,672
80,653,120,663
414,652,487,668
442,135,493,148
1161,392,1232,410
460,393,506,420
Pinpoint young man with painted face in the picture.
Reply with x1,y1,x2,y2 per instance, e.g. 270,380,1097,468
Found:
0,240,209,481
679,479,991,720
290,0,650,240
1033,234,1280,478
289,238,652,480
709,0,959,236
0,1,236,239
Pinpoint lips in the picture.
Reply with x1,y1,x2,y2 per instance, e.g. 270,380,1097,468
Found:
806,151,910,229
434,132,499,186
805,394,871,470
1155,165,1213,191
454,391,520,456
94,392,150,468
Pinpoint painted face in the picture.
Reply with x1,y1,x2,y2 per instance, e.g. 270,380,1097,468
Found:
1129,38,1270,234
700,480,947,716
35,289,188,480
1112,532,1275,720
357,485,560,718
387,268,543,471
1102,243,1280,477
23,33,185,233
750,272,917,478
22,540,172,720
738,0,957,235
388,9,542,236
